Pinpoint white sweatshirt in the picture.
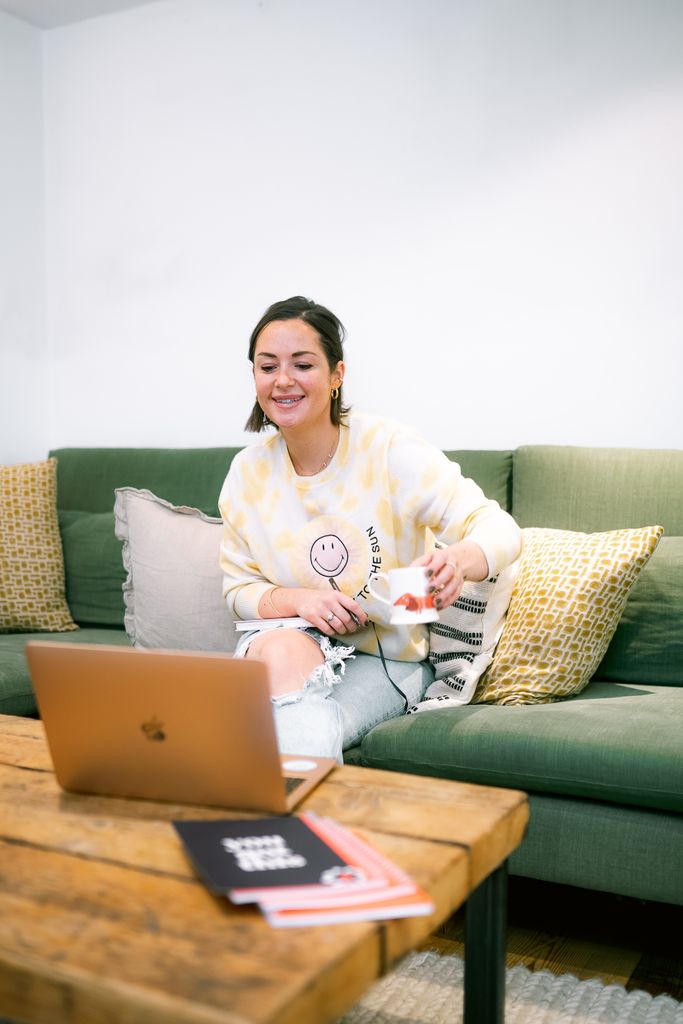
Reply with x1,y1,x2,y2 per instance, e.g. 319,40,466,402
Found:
219,412,521,661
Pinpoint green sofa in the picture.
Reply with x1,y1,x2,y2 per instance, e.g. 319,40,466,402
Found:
2,444,681,908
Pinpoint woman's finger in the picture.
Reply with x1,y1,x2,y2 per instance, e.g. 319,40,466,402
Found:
328,608,346,632
335,595,367,630
435,572,464,609
336,604,366,633
428,556,460,606
320,606,354,635
321,608,341,633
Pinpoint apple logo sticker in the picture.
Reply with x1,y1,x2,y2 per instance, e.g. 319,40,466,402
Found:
141,716,166,741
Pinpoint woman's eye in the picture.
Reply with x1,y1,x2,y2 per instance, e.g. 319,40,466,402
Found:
258,365,276,373
295,363,313,370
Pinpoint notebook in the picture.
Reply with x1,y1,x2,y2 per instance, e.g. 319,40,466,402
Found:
25,641,336,813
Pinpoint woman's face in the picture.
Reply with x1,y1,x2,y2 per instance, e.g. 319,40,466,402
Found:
253,318,343,434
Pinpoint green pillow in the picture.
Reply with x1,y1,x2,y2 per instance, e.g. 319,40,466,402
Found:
594,535,683,686
59,510,126,627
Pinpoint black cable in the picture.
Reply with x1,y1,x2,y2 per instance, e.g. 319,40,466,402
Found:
328,579,408,713
372,622,408,713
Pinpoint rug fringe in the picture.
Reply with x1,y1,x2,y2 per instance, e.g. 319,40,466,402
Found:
338,950,683,1024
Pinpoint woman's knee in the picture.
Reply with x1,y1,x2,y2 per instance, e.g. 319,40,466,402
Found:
247,629,323,696
248,629,322,664
273,692,344,762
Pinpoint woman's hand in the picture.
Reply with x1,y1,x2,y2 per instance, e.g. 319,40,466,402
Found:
259,586,368,636
412,541,489,610
298,589,368,636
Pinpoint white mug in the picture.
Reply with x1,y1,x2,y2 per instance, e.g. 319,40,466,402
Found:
367,567,439,625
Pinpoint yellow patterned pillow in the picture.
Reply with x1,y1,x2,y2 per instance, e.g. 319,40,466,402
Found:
0,459,78,633
474,525,663,705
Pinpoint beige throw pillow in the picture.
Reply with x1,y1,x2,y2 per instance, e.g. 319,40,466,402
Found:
114,487,236,651
474,524,663,705
0,458,77,633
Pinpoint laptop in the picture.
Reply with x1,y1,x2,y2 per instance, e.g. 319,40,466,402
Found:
25,641,336,814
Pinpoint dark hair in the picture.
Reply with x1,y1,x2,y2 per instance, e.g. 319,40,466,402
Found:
245,295,350,432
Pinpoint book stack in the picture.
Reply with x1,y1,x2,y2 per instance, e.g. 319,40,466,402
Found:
173,812,434,927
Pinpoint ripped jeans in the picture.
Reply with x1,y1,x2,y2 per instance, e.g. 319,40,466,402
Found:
234,627,356,763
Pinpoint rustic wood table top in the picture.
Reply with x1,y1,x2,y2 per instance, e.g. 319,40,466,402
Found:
0,713,528,1024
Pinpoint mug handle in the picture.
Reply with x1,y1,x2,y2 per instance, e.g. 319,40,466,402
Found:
367,572,391,605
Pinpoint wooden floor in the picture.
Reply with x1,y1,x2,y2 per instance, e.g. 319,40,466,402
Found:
422,875,683,1002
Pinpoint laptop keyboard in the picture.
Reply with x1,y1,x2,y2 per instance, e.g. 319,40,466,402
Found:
284,776,305,795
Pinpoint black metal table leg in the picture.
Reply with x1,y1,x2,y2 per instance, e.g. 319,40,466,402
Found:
463,860,508,1024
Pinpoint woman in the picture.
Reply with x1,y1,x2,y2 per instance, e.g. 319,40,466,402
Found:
219,296,522,759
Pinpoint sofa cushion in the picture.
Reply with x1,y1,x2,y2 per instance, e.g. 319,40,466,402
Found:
114,487,236,651
444,450,513,512
0,459,77,635
50,447,239,514
0,627,129,716
474,525,662,705
512,445,683,535
595,535,683,686
360,681,683,814
59,510,127,626
509,794,683,906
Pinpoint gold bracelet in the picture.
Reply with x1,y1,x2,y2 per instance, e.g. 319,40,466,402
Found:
267,587,282,616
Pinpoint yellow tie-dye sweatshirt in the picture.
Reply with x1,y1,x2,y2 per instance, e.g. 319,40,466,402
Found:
219,412,521,662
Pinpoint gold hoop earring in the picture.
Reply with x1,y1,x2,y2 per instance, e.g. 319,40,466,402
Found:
330,386,340,400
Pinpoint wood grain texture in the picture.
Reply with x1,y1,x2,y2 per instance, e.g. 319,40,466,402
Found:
297,764,529,889
0,714,528,1024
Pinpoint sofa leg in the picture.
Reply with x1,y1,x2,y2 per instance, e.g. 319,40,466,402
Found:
464,860,508,1024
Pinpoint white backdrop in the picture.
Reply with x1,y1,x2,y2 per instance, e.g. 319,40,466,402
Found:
0,12,47,461
2,0,683,463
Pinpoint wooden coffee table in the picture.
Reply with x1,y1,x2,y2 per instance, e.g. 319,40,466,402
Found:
0,714,528,1024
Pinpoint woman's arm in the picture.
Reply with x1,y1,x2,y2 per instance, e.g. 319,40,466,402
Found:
257,585,368,636
386,428,522,607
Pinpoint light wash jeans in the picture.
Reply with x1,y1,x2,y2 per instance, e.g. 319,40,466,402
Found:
235,627,433,762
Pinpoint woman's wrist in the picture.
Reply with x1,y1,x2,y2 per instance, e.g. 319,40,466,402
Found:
260,586,299,619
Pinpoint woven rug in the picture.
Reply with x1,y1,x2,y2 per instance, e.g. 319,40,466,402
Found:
338,949,683,1024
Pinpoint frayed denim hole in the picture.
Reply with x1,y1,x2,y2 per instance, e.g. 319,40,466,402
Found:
270,636,355,706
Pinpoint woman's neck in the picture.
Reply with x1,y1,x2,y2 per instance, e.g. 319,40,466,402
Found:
284,424,340,477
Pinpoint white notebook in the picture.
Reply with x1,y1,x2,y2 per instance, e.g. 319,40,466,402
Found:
234,617,315,632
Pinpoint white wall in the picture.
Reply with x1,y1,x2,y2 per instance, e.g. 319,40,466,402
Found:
0,12,47,463
11,0,683,459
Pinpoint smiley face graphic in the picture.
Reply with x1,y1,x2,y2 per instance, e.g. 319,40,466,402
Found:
309,534,350,579
290,516,370,594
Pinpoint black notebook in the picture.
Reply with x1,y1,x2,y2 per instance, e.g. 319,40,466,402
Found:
173,815,363,901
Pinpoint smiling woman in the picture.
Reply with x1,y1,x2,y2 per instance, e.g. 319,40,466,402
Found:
218,296,522,760
251,317,344,471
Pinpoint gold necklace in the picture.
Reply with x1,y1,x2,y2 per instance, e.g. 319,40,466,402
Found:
292,430,339,476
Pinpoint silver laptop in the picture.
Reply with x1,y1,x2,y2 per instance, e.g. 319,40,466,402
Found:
25,641,336,813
